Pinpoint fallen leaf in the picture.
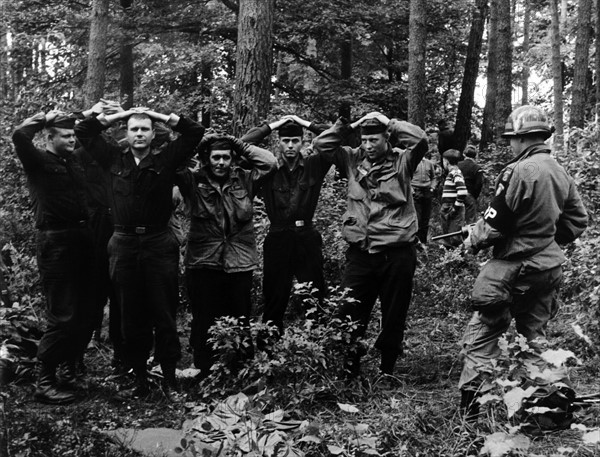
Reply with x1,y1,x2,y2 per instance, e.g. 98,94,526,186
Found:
337,403,360,413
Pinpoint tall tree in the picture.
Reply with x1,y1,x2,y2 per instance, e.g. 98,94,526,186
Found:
0,23,9,100
232,0,274,136
454,0,489,150
521,0,530,105
570,0,593,128
339,33,353,120
550,0,564,153
83,0,109,106
118,0,134,109
596,0,600,124
481,0,499,149
495,0,513,140
407,0,427,127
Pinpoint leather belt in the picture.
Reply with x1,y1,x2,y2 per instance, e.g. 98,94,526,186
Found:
113,225,167,235
40,219,88,230
269,220,313,231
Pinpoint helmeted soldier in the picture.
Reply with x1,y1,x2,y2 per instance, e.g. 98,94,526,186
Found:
458,105,588,420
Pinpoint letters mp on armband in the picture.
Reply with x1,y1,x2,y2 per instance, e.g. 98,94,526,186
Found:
483,166,516,234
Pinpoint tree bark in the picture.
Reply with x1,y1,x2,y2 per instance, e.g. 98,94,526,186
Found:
454,0,488,150
0,24,9,100
232,0,274,137
495,0,513,141
521,0,530,105
570,0,593,128
339,33,353,120
481,0,499,149
119,0,134,109
84,0,109,106
596,0,600,125
550,0,564,154
407,0,427,128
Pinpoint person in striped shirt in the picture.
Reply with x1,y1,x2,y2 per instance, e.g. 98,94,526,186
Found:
440,149,467,248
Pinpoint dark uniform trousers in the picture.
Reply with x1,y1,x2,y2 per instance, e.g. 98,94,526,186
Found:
87,209,123,361
186,268,253,373
36,227,95,366
108,230,181,371
413,188,433,244
339,244,417,356
262,227,325,332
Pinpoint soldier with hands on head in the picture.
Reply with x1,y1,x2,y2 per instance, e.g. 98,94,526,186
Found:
458,105,588,420
241,114,330,334
12,109,95,404
314,111,428,377
184,134,277,377
75,106,205,398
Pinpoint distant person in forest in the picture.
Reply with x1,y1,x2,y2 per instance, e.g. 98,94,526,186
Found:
241,115,330,335
437,119,459,154
439,149,468,248
459,105,588,421
75,106,204,399
314,111,428,377
12,110,95,404
411,151,438,244
457,145,484,223
184,134,277,377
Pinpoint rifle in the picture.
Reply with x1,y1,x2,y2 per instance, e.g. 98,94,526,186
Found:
430,225,473,242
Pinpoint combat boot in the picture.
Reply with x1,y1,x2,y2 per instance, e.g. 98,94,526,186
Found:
163,363,179,388
380,350,399,376
34,362,76,405
57,360,82,391
115,364,150,401
460,389,480,423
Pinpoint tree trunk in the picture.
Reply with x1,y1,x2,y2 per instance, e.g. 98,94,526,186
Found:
232,0,274,137
521,0,530,105
339,33,353,120
596,0,600,124
407,0,427,128
200,63,212,127
119,0,134,109
570,0,593,128
84,0,109,106
560,0,568,30
481,0,499,149
454,0,488,150
0,24,8,100
551,0,564,154
495,0,513,141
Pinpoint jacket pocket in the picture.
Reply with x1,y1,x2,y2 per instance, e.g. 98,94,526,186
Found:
376,170,407,205
110,166,132,196
230,187,253,222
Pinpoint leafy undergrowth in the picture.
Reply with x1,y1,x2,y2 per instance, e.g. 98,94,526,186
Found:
3,138,600,456
3,238,600,457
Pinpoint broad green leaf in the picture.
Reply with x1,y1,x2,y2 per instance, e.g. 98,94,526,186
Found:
479,393,502,405
480,432,530,457
327,444,345,455
337,403,360,413
582,429,600,444
298,435,322,444
264,409,285,422
346,423,369,434
503,386,537,418
540,349,576,367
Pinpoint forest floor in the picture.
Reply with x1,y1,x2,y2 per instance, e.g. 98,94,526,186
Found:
3,239,600,457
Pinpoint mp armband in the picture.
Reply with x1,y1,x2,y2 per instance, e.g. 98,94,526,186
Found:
483,195,515,234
